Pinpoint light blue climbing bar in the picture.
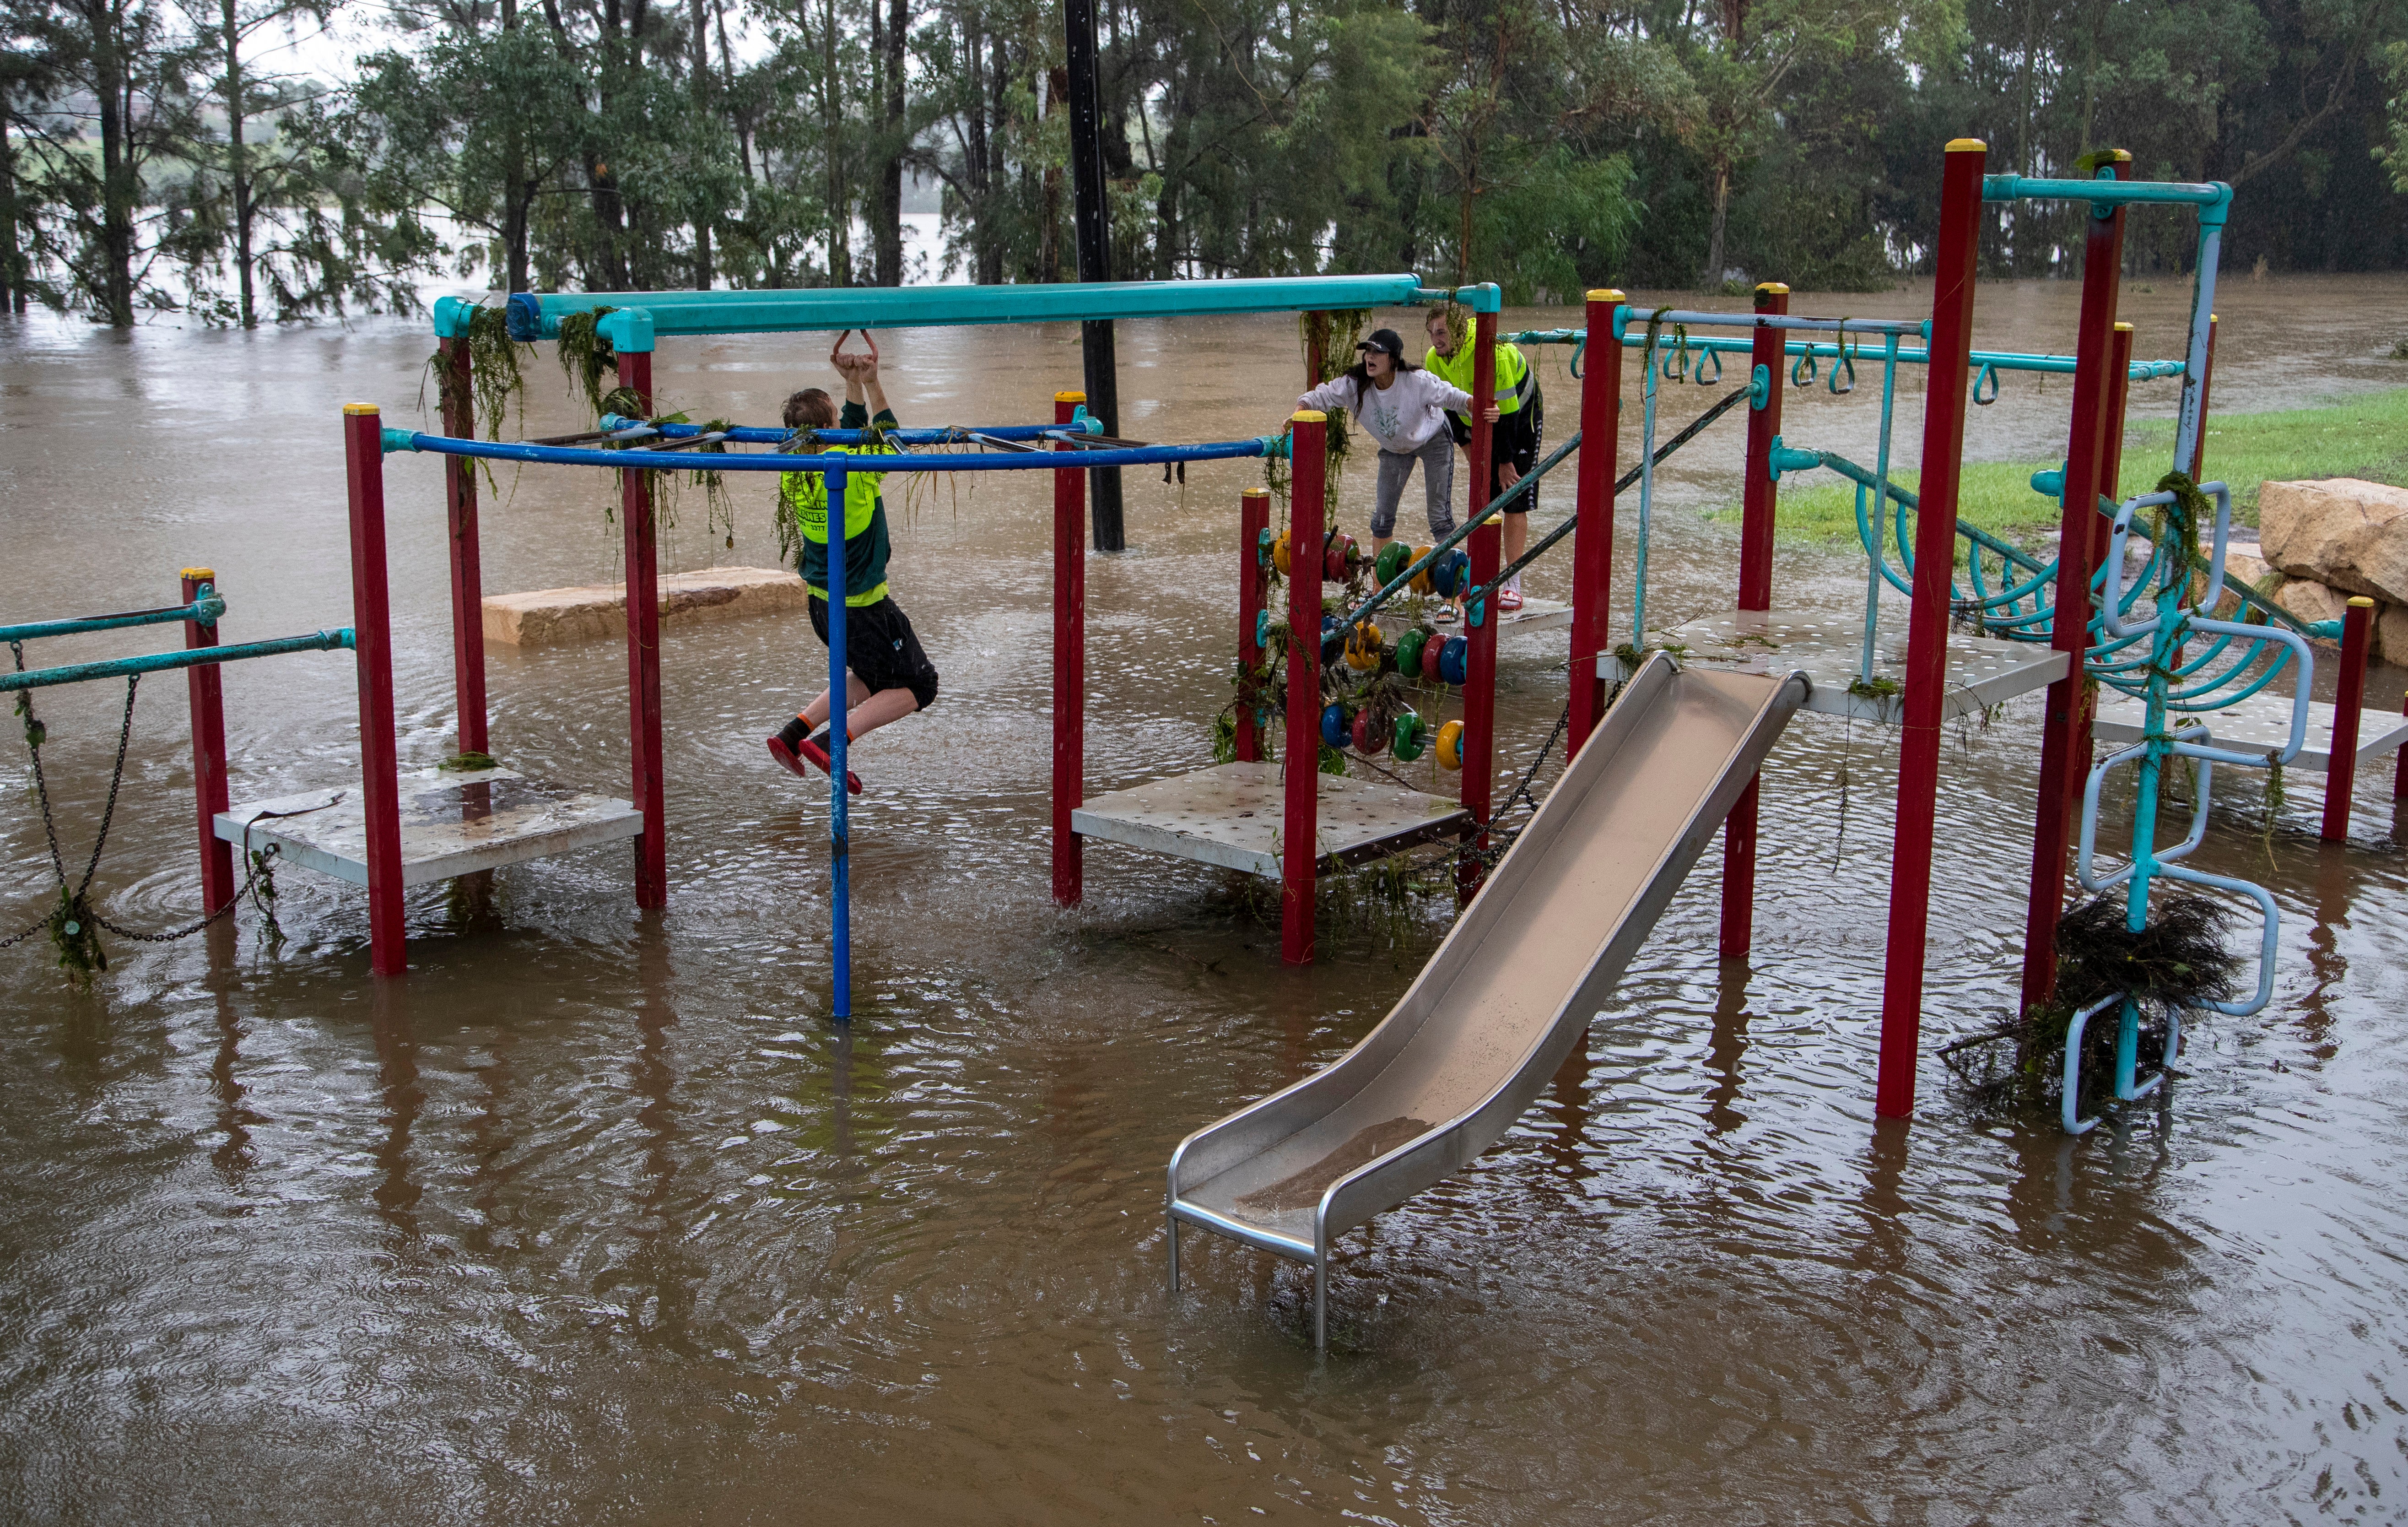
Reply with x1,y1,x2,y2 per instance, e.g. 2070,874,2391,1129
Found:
0,628,355,693
460,274,1489,346
1983,172,2229,473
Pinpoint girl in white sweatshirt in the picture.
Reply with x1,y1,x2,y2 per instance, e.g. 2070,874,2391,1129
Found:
1295,327,1499,561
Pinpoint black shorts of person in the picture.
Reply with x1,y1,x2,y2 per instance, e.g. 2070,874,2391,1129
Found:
808,594,941,712
1449,387,1544,513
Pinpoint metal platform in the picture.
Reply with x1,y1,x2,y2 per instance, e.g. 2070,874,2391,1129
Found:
1598,608,2069,725
2093,693,2408,772
1072,761,1472,878
215,764,644,888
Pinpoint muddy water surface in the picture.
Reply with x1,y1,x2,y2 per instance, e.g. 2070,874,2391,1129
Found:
3,275,2406,1524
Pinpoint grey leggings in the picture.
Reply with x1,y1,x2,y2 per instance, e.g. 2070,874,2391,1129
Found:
1371,433,1457,540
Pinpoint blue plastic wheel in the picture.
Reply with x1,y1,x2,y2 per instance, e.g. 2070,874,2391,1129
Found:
1321,703,1351,749
1439,635,1469,685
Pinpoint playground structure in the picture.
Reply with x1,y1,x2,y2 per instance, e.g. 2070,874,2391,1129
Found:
7,143,2402,1206
1166,139,2408,1346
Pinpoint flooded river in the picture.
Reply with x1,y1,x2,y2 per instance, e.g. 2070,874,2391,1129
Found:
3,274,2405,1523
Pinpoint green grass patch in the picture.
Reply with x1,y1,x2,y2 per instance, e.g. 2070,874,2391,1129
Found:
1759,386,2408,546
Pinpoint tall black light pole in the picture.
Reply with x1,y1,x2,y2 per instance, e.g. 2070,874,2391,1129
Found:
1064,0,1124,551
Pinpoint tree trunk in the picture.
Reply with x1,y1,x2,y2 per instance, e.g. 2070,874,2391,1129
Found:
1040,67,1066,282
872,0,905,286
715,0,750,181
823,0,848,286
92,0,136,326
1702,160,1730,290
0,82,20,314
689,0,713,288
219,0,256,327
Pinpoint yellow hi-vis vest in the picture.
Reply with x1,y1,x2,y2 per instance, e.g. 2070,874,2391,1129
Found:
1423,341,1535,427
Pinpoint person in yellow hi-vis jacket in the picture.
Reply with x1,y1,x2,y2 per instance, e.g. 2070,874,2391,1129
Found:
766,333,939,795
1423,308,1543,612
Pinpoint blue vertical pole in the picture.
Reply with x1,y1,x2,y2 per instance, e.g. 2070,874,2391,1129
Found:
829,464,851,1021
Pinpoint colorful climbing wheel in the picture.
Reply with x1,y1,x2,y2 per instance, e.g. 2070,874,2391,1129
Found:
1438,635,1469,686
1273,530,1292,574
1392,713,1428,762
1394,627,1428,677
1323,534,1356,583
1321,703,1351,750
1351,709,1377,753
1374,541,1412,585
1419,631,1446,682
1344,620,1383,671
1436,719,1465,772
1409,547,1436,595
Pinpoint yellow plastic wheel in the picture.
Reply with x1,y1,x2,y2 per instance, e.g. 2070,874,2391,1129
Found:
1409,546,1435,595
1273,530,1292,574
1436,719,1465,771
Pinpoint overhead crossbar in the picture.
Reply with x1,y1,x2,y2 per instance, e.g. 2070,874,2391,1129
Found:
451,276,1505,347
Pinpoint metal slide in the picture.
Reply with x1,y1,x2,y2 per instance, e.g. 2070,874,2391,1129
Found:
1166,654,1809,1348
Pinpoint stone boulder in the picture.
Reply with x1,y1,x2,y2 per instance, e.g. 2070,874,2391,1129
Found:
2259,478,2408,604
484,566,810,647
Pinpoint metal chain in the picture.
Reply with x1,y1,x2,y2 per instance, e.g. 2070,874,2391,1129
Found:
76,673,140,900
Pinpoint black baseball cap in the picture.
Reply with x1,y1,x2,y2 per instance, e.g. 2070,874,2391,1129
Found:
1356,328,1405,358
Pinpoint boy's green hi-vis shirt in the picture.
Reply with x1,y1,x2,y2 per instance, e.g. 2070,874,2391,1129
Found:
783,401,898,606
1423,341,1536,427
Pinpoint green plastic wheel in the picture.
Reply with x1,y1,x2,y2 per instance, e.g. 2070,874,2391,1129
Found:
1394,627,1428,677
1392,713,1427,762
1374,541,1412,585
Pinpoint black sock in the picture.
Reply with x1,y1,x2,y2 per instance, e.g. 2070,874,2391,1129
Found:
777,715,812,748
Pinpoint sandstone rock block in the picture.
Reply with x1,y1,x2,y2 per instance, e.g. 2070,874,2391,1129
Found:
2259,478,2408,604
2381,603,2408,668
2270,578,2356,649
484,566,809,647
2200,549,2280,619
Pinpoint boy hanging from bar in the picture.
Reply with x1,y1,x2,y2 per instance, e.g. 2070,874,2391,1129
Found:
767,331,941,794
1424,306,1542,612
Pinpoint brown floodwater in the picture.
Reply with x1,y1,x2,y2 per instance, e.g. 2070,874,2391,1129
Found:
3,273,2406,1524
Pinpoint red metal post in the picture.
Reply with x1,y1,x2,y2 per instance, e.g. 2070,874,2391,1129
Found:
1876,139,1987,1119
1236,487,1269,763
615,350,667,909
1718,282,1790,960
1053,390,1088,906
1458,304,1500,901
1737,283,1787,611
343,404,406,977
1283,411,1328,965
437,336,489,757
2019,157,2127,1015
1462,514,1501,874
181,567,234,914
1568,289,1623,754
2322,597,2375,841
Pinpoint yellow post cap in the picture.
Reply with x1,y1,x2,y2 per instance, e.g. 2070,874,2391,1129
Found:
2115,322,2134,331
2106,148,2132,162
343,402,379,415
1587,288,1625,303
1242,487,1269,498
1055,390,1087,404
1756,282,1790,296
1947,138,1988,152
2349,596,2377,608
1293,410,1328,424
180,567,216,581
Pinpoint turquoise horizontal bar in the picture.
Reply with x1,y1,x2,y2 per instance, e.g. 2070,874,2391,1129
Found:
488,275,1434,345
0,628,354,693
385,431,1281,471
1,591,223,644
1502,328,2186,381
1982,174,2231,221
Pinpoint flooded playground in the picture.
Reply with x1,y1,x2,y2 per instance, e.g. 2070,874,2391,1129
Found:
4,274,2406,1522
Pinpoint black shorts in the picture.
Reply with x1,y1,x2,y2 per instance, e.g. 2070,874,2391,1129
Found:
809,595,940,712
1448,390,1544,512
